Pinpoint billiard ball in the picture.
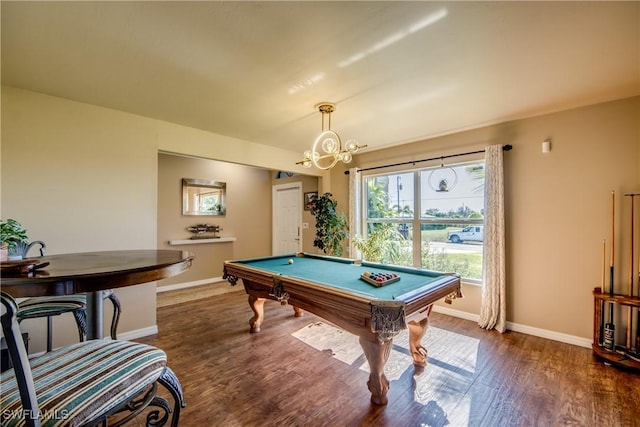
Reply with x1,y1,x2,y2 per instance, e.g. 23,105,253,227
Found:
288,259,294,264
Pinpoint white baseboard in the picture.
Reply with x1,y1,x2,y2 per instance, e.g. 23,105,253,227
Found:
506,322,591,348
118,325,159,341
433,305,592,349
156,277,225,293
433,304,481,323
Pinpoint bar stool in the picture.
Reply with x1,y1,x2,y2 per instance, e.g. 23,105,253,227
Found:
16,291,122,351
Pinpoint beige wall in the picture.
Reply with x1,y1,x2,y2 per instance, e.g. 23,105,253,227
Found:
156,153,273,289
331,96,640,341
1,87,160,351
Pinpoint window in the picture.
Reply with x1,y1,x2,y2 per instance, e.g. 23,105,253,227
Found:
361,161,485,281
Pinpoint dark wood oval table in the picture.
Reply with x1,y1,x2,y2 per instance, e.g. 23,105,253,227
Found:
1,249,195,340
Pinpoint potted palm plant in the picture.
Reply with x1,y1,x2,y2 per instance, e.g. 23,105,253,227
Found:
0,219,29,261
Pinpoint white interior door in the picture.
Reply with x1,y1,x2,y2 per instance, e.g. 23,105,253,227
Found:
272,183,302,255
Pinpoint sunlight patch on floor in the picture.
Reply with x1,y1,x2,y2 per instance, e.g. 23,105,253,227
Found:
292,321,362,365
292,322,479,379
292,321,479,425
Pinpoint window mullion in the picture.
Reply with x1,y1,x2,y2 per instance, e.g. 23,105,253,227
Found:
412,171,421,268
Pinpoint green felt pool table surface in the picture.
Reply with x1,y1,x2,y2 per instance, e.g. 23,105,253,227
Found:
234,253,454,301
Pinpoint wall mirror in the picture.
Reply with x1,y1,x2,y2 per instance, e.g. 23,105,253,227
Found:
182,178,226,216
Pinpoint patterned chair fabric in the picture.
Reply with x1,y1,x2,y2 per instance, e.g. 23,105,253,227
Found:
1,292,177,427
17,291,122,352
0,341,166,427
15,296,86,319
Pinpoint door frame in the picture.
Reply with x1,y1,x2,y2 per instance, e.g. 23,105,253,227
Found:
272,182,302,255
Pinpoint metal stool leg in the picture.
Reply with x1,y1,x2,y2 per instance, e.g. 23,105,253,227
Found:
73,291,122,340
46,316,53,352
106,291,122,340
158,367,186,427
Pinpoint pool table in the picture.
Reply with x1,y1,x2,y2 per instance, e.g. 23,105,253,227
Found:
223,252,462,405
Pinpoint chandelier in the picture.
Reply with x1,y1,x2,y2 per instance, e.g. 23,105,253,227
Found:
297,103,366,170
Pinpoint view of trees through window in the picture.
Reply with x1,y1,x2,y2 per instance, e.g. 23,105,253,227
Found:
358,161,485,281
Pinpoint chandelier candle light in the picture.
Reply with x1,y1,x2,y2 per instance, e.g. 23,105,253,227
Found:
297,103,366,170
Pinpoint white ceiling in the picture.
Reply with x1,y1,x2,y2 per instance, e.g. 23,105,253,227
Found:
2,1,639,155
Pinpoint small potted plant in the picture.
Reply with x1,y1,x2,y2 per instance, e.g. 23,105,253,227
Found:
0,219,29,261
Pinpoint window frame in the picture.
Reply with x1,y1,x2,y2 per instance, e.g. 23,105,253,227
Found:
360,160,485,283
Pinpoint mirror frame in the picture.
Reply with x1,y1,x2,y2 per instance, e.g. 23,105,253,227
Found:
182,178,226,216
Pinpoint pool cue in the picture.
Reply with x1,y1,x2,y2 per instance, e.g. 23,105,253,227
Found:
630,193,640,354
625,193,635,350
604,191,616,350
630,193,640,360
599,239,606,345
611,190,615,296
602,239,606,293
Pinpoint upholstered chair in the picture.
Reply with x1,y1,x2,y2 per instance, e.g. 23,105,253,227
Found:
1,291,183,427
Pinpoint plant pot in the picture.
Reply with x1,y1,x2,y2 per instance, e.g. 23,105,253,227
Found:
0,245,8,262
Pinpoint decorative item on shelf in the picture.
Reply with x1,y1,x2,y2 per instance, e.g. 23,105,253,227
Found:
428,158,458,192
187,224,221,239
296,103,367,170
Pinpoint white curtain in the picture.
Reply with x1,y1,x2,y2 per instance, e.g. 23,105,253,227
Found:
348,168,362,259
478,144,507,332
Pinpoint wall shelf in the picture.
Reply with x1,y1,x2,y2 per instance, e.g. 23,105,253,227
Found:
168,237,236,245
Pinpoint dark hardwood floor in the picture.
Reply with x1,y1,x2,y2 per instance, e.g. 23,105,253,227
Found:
137,290,640,427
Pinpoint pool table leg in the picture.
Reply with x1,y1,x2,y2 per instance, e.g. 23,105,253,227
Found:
407,305,432,367
247,296,303,333
359,336,392,406
248,295,265,333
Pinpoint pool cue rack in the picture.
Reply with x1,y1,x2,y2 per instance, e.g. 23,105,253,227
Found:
592,288,640,372
591,192,640,372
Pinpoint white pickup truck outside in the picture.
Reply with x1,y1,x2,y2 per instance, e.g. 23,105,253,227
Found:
447,226,483,243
